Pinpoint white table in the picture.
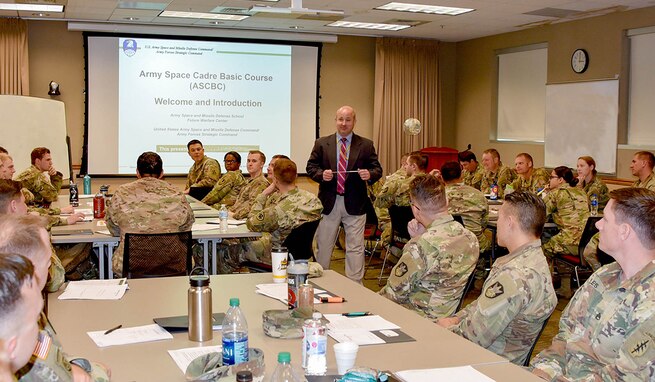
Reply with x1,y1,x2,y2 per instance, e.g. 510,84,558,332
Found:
48,271,543,381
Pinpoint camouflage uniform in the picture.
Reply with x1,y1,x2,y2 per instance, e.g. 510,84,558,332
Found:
462,163,485,191
201,170,246,209
450,240,557,365
229,174,270,220
106,177,195,276
15,165,62,207
510,168,549,194
375,169,406,244
17,314,110,381
632,172,655,191
542,185,590,258
240,188,323,265
531,260,655,380
445,183,491,252
186,155,221,189
374,174,416,210
379,214,479,321
480,162,516,198
46,246,65,293
581,175,610,212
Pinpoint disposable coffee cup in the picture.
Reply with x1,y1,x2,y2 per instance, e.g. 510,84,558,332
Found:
333,342,359,375
271,247,288,284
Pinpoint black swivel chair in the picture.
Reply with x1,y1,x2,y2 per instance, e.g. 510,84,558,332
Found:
122,231,193,279
378,205,414,285
554,216,602,289
523,312,554,367
455,269,477,312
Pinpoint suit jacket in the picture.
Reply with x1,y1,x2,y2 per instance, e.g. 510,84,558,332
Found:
306,133,382,215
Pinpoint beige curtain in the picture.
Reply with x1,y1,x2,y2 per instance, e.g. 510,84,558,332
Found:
0,18,30,95
373,37,440,175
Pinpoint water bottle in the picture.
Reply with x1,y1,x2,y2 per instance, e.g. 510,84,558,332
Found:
270,352,300,382
188,269,212,342
302,312,327,375
490,181,498,200
219,204,229,233
69,182,79,207
222,297,249,366
287,260,309,310
83,174,91,195
236,371,253,382
93,191,105,219
590,194,599,216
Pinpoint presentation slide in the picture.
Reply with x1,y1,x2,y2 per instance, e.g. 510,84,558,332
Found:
86,35,319,175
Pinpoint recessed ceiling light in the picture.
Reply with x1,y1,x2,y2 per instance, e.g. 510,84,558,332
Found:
375,2,474,16
159,10,250,21
0,3,64,12
118,2,167,11
32,13,47,17
327,21,410,31
289,25,303,29
124,17,139,21
209,21,222,25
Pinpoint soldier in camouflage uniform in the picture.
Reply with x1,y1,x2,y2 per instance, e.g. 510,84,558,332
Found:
532,188,655,381
374,154,408,244
202,151,246,209
106,152,194,276
14,147,63,208
438,192,556,365
0,185,65,292
230,150,270,220
630,150,655,191
542,166,590,259
0,253,43,376
480,148,516,198
239,159,323,265
576,156,610,211
510,153,549,194
184,139,221,192
441,161,491,252
459,150,484,191
374,152,427,210
379,174,479,321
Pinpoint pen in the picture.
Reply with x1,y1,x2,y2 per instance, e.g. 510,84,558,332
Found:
320,296,346,303
342,312,370,317
104,324,122,335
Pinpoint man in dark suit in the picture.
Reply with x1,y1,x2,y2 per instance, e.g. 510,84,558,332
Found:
307,105,383,282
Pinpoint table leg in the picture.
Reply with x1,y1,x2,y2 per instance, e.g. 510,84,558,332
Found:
94,243,106,280
211,238,223,275
106,242,117,279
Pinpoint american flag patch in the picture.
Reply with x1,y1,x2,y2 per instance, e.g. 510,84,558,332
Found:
33,331,51,360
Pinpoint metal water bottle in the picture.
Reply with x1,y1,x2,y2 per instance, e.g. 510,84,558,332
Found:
188,269,212,342
93,192,105,219
83,174,91,195
69,183,79,207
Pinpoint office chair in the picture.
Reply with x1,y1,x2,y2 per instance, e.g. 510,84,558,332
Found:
123,231,193,279
523,312,554,367
455,269,477,312
378,205,414,285
553,216,602,289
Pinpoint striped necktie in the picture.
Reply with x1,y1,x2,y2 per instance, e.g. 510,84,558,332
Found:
337,137,348,194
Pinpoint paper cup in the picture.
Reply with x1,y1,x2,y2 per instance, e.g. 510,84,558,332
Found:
333,342,359,374
271,249,288,283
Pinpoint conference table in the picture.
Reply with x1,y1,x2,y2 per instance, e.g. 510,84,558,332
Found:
50,195,261,278
48,271,543,382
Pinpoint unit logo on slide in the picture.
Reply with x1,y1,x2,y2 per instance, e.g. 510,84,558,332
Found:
122,39,137,57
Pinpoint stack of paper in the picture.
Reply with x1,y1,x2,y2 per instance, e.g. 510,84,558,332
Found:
168,346,223,373
58,278,129,300
324,314,400,345
88,324,173,347
395,366,496,382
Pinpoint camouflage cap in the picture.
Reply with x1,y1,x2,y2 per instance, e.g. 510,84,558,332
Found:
185,348,265,382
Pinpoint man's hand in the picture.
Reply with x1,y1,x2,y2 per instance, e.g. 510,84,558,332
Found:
48,166,58,177
407,219,426,238
429,169,442,179
436,316,461,328
358,169,371,181
262,180,277,196
71,364,91,382
66,213,85,225
322,169,334,182
60,205,74,214
183,188,190,194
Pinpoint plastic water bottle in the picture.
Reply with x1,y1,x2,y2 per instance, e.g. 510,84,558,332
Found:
219,204,229,233
270,352,300,382
490,181,498,200
222,297,248,366
590,194,599,216
83,174,91,195
302,312,327,375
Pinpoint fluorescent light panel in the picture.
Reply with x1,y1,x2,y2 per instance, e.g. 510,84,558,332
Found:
0,3,64,12
118,2,168,11
376,2,474,16
327,21,410,31
159,11,250,21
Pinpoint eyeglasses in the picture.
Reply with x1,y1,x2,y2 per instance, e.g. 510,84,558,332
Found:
550,175,560,179
224,159,237,163
410,201,420,211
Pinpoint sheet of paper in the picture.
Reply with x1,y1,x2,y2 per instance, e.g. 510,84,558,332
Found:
96,229,112,236
255,283,326,304
192,223,221,231
87,324,173,348
71,278,127,286
324,314,400,331
395,366,496,382
328,330,385,345
205,219,246,225
168,345,222,373
58,280,128,300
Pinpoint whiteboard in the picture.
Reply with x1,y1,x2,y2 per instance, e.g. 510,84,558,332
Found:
544,80,618,174
0,95,70,179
